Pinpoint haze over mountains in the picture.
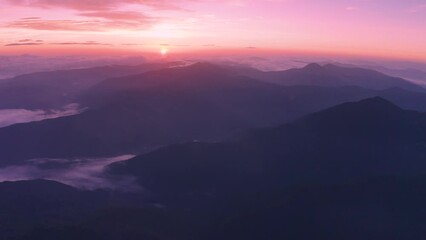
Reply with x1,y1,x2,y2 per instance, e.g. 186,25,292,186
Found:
1,60,426,239
323,61,426,86
0,61,423,111
0,62,183,110
0,55,149,79
0,62,426,166
233,62,423,91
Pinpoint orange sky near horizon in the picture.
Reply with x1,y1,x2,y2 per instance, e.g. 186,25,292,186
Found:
0,0,425,62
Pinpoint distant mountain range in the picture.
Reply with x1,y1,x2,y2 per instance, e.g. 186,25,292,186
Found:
0,62,182,109
230,62,424,91
323,61,426,86
1,63,426,166
0,61,423,110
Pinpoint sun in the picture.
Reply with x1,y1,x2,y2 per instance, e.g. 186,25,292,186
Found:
160,48,169,57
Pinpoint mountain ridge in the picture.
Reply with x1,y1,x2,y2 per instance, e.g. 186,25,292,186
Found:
108,97,426,198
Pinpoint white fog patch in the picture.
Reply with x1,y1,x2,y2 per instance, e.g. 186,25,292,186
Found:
0,154,139,191
0,103,84,128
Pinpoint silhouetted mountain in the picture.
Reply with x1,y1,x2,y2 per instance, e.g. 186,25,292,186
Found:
0,61,420,110
102,97,426,239
324,61,426,86
109,97,426,198
0,65,281,164
2,63,426,166
84,62,240,103
3,97,426,240
238,63,423,91
0,62,181,109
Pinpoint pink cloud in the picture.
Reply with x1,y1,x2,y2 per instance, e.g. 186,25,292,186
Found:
5,42,43,46
17,39,43,42
7,15,155,31
5,2,161,32
18,39,32,42
6,0,190,11
50,41,112,46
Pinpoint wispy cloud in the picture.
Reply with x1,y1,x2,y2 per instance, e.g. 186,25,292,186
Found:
18,38,43,42
50,41,112,46
7,16,154,31
5,42,43,46
6,0,191,11
0,104,83,128
5,1,161,32
121,43,145,46
0,155,139,190
5,39,44,46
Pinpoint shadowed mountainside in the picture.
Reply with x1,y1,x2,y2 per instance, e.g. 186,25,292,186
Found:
2,98,426,239
109,97,426,198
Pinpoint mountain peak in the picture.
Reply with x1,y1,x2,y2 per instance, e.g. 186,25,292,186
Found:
303,63,323,70
304,96,405,126
330,96,405,115
277,96,413,140
353,96,402,110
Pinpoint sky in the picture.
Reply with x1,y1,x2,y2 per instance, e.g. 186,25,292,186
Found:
0,0,425,61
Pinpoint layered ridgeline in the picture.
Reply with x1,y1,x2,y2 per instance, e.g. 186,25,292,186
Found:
1,63,426,166
108,97,426,196
3,98,425,239
232,62,424,91
0,62,182,110
0,61,422,110
106,97,426,239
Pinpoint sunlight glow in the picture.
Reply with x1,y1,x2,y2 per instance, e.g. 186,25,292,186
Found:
160,47,169,57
